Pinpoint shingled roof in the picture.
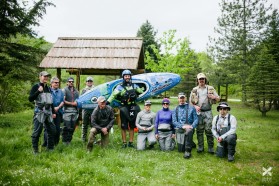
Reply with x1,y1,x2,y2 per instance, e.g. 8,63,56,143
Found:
39,37,145,75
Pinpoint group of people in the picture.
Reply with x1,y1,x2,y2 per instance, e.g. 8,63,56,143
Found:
29,70,237,162
29,72,93,153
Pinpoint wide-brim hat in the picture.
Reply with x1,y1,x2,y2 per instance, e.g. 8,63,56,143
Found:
217,102,231,111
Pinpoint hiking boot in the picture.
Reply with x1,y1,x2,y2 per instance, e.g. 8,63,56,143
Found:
87,144,93,152
128,142,134,148
192,142,196,149
228,155,235,162
183,151,191,159
197,146,204,153
148,144,155,150
122,143,127,148
208,147,215,154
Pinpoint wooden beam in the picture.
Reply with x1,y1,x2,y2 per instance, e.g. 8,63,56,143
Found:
65,69,145,75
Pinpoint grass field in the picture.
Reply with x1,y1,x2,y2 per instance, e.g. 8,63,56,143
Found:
0,100,278,185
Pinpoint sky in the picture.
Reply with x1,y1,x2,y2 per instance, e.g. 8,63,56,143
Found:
36,0,279,52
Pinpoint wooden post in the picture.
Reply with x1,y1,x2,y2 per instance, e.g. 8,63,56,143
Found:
225,83,228,101
76,70,80,91
57,68,61,88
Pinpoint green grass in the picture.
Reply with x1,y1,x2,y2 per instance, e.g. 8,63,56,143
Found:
0,100,278,185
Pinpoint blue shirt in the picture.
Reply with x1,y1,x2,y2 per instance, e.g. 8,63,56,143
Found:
172,103,198,129
51,88,64,114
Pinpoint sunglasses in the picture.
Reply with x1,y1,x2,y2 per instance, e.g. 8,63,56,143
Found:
53,82,59,84
87,80,93,82
219,108,227,110
163,103,169,105
68,81,74,83
199,78,205,80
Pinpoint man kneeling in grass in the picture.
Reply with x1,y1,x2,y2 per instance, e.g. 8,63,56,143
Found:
212,102,237,162
87,96,115,152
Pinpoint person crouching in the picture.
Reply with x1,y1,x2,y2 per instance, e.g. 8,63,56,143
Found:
87,96,115,152
136,100,156,150
212,102,237,162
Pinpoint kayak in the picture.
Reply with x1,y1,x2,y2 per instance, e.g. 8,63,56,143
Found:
76,72,181,108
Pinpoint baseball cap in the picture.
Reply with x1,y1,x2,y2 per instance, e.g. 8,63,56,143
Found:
197,73,206,79
144,100,152,106
86,76,93,82
162,98,170,104
178,92,186,98
39,71,50,77
97,96,106,103
67,77,74,82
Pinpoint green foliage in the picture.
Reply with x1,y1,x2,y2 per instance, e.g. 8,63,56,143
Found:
137,20,160,64
208,0,272,102
247,46,279,116
145,30,197,78
0,101,278,185
0,0,55,39
0,0,54,113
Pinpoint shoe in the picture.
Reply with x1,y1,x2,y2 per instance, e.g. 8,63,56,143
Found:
122,143,127,148
192,142,196,149
228,155,235,162
197,146,204,153
87,144,93,152
208,147,215,154
148,144,155,150
128,142,134,148
183,151,191,159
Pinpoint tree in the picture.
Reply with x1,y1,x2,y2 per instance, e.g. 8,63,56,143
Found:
208,0,271,103
145,30,196,75
137,20,160,66
145,30,197,95
265,9,279,109
246,45,279,116
0,0,54,113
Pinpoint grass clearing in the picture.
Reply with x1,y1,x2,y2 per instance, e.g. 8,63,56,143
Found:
0,100,278,185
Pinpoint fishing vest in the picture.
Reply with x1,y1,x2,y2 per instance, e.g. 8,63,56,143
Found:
35,84,53,110
191,85,216,111
63,86,79,110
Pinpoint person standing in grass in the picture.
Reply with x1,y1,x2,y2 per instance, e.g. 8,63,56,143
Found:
62,77,79,145
135,100,156,150
42,77,64,147
107,69,143,148
87,96,115,151
28,71,56,154
81,76,95,142
155,98,175,151
172,92,198,159
190,73,220,154
212,102,237,162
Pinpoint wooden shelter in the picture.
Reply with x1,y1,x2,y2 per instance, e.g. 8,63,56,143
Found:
39,37,145,90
